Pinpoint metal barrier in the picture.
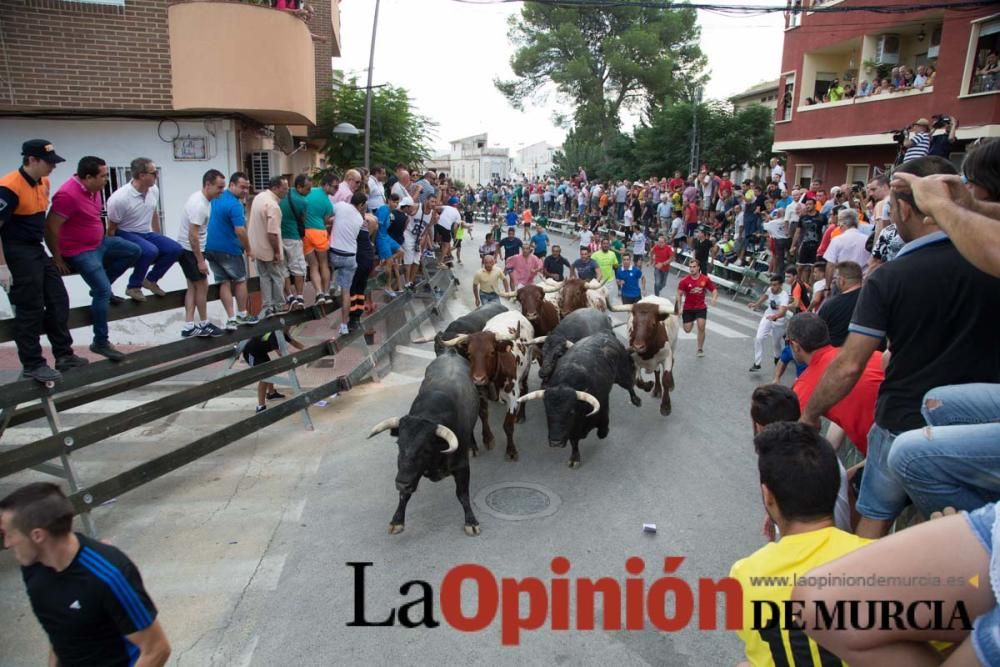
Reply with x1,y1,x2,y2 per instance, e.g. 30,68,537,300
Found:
0,268,456,534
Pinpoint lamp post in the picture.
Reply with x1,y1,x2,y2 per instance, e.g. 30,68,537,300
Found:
688,84,703,176
363,0,381,170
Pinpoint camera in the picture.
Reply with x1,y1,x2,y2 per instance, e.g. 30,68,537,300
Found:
931,114,951,129
892,128,908,143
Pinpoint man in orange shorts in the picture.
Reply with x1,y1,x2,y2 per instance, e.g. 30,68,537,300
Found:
297,177,334,304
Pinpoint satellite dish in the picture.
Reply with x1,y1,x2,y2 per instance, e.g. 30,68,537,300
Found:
274,125,295,155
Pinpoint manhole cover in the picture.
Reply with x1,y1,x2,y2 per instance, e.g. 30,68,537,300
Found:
474,482,561,521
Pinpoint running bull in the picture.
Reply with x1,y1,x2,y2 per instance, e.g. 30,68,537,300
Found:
442,311,533,462
410,301,507,356
529,308,614,386
610,295,680,416
498,283,562,337
368,350,482,536
519,331,641,468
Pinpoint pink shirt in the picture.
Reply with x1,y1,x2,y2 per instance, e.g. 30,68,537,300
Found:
50,176,105,257
331,182,355,204
505,253,543,288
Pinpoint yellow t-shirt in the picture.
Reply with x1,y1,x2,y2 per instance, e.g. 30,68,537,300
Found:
590,250,619,282
729,527,872,667
473,266,504,294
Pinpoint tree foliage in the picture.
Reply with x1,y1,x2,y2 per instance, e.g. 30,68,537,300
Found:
318,77,436,172
496,3,706,141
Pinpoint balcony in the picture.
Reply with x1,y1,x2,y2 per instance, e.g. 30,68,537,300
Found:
168,1,317,125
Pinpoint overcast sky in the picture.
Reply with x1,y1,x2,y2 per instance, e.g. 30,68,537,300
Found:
333,0,784,155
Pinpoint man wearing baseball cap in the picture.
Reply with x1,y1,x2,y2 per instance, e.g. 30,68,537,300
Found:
0,140,88,383
902,118,931,162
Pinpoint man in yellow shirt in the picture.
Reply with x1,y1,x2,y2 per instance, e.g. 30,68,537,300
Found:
590,237,619,282
730,422,871,667
473,254,504,306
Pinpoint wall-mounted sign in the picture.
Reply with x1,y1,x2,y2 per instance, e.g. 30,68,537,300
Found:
173,136,208,161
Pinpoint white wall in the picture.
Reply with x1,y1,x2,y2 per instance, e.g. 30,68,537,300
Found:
0,117,240,343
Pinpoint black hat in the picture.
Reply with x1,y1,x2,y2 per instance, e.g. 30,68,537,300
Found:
21,139,65,164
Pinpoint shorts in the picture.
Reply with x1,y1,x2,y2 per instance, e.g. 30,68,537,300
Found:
686,223,698,237
282,239,307,277
534,251,546,259
329,250,358,290
622,294,640,305
435,226,452,243
375,235,402,261
303,228,330,255
178,249,207,282
964,503,1000,666
682,308,707,324
797,242,819,265
205,251,247,283
403,243,420,266
454,238,463,249
855,423,907,520
242,350,271,367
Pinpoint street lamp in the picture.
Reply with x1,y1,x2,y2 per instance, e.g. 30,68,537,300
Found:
688,84,703,176
363,0,381,170
332,122,362,137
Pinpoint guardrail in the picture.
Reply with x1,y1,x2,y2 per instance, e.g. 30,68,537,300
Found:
0,267,456,534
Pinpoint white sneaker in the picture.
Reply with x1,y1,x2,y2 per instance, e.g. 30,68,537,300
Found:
339,323,350,335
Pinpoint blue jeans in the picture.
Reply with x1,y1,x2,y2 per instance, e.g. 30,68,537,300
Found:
65,236,141,344
479,291,499,304
888,384,1000,515
115,230,182,289
654,268,669,296
855,423,907,521
963,503,1000,666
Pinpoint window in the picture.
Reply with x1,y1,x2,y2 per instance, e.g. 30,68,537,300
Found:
966,16,1000,95
778,73,795,121
64,0,124,5
100,166,164,225
794,164,814,188
846,164,869,187
786,0,801,28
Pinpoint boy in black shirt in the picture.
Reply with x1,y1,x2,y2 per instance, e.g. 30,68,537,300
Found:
243,327,306,413
0,482,171,667
542,245,572,281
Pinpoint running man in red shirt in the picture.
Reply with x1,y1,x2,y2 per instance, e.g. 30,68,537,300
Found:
676,257,718,357
651,234,675,297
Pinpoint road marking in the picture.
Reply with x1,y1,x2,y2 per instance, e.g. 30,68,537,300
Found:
678,320,748,339
284,499,307,523
704,307,761,332
395,345,437,360
249,553,287,592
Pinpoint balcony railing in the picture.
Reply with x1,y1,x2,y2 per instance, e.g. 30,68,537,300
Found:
798,85,934,112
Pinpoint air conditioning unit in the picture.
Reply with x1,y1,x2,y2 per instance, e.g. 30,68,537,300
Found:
875,34,901,65
249,150,281,192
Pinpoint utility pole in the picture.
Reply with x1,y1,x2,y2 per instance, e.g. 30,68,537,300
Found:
688,85,702,176
363,0,381,170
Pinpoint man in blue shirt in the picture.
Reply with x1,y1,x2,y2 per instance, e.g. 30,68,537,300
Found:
615,253,645,304
530,225,549,258
204,172,257,329
505,208,518,228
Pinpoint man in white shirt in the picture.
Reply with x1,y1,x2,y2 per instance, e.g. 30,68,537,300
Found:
821,208,871,284
669,215,687,251
367,165,387,212
748,274,791,372
106,158,181,301
176,169,226,338
329,191,367,334
578,227,594,254
763,212,790,275
434,202,461,267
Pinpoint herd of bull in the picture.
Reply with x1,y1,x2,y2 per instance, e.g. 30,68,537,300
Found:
367,278,681,536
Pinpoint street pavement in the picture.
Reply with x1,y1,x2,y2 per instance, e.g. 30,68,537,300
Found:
0,218,783,666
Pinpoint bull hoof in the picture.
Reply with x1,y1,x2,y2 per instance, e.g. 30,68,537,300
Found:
505,449,519,462
660,405,672,417
471,447,479,458
598,426,609,439
388,523,404,535
653,387,662,398
484,437,495,450
630,394,642,407
464,523,482,536
636,379,654,392
515,413,526,424
567,459,581,469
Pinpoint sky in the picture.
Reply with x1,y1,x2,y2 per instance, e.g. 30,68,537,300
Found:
333,0,785,155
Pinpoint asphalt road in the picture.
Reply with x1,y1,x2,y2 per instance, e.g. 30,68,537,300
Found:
0,218,781,666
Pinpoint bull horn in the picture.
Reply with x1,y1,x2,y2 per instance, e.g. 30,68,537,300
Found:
527,336,547,345
609,303,634,312
542,282,563,293
435,425,460,454
410,334,436,344
441,333,469,347
575,391,601,416
658,305,673,316
612,320,629,328
368,417,400,438
517,390,546,404
564,340,574,348
586,278,608,290
498,289,518,298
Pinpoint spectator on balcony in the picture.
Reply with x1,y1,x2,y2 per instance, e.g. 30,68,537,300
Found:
46,156,141,362
874,78,892,95
856,79,870,97
902,118,931,162
912,65,929,89
890,66,901,88
900,67,915,89
274,0,314,21
827,78,845,102
106,158,181,302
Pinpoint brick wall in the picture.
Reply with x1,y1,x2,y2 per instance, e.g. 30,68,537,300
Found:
309,0,336,136
0,0,173,112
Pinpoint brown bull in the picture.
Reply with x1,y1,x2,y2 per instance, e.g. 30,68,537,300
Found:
558,278,590,315
611,296,680,416
500,284,561,337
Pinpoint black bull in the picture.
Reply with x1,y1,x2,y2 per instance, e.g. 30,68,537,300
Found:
535,308,613,386
367,351,482,536
520,332,641,468
429,302,508,356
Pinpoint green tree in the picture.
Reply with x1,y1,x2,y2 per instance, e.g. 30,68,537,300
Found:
318,77,436,172
496,3,705,142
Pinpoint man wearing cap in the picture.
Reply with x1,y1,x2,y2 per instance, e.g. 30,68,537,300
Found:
903,119,931,162
105,158,182,302
46,156,141,362
0,140,88,382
